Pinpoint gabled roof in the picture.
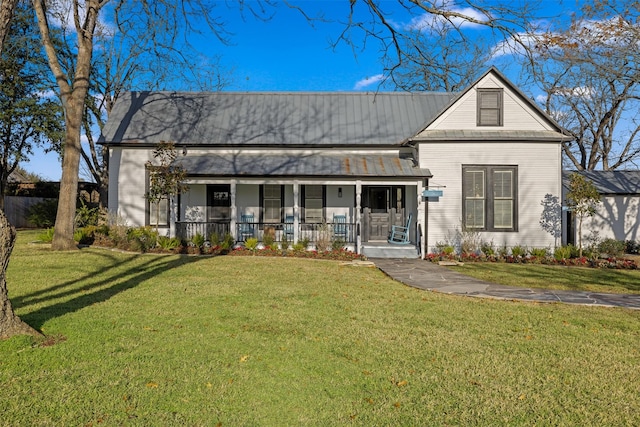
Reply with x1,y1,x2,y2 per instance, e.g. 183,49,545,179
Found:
563,170,640,195
100,91,456,147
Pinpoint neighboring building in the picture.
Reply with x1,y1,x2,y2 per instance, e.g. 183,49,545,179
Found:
100,67,571,257
563,170,640,244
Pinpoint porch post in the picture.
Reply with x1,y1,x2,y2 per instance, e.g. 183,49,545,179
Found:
293,181,299,243
230,180,237,241
355,180,361,253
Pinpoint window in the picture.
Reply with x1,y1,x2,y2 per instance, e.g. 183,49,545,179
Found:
302,185,325,223
149,198,169,227
207,185,230,220
261,184,283,223
477,89,503,126
463,166,517,231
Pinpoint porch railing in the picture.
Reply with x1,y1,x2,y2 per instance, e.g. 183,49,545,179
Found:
175,221,231,242
175,221,356,244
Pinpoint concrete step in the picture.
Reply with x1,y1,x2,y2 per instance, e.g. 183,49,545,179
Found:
361,243,420,259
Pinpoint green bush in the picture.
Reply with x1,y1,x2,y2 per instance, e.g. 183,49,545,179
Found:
26,199,58,228
480,241,495,256
209,232,220,246
554,245,576,260
597,238,626,258
191,233,205,249
281,233,290,250
75,200,102,227
511,245,527,257
74,226,97,245
126,227,158,253
292,242,306,252
331,239,345,251
245,237,259,251
157,235,181,250
221,233,234,251
299,237,311,250
529,247,550,258
37,227,55,243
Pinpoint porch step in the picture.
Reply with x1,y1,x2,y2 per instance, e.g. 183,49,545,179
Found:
361,242,420,259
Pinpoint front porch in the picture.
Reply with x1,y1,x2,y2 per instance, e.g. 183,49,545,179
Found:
171,181,423,257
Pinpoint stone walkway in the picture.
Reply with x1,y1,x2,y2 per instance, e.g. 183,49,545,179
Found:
371,258,640,310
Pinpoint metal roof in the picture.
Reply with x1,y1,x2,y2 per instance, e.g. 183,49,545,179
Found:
174,153,431,178
563,170,640,194
100,91,456,147
413,129,572,142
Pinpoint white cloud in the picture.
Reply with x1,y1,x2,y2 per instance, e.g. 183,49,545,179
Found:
47,0,115,37
406,3,490,33
353,74,385,90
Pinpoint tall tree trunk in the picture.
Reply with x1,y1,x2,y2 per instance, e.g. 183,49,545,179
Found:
52,100,83,250
0,0,19,54
0,209,40,339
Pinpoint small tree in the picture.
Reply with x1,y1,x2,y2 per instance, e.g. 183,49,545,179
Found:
566,172,601,257
144,142,188,233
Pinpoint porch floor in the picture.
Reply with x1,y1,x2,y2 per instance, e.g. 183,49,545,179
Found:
361,242,419,259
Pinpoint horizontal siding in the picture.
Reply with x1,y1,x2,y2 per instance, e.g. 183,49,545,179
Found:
429,75,553,132
584,196,640,241
109,147,152,227
420,141,562,252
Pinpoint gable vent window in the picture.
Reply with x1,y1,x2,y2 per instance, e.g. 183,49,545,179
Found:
477,89,503,126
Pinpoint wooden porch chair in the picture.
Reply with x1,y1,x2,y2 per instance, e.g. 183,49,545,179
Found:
284,215,294,241
239,213,255,241
333,214,347,241
388,213,412,245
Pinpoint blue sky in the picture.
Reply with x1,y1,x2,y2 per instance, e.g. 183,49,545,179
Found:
24,0,566,181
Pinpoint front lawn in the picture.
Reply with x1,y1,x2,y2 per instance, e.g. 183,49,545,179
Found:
447,262,640,294
1,230,639,425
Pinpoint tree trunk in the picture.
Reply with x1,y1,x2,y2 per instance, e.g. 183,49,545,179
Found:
0,209,40,339
52,100,83,251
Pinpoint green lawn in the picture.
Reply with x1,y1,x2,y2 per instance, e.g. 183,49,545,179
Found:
1,230,639,426
448,262,640,294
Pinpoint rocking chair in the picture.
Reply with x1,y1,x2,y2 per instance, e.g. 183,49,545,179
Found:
388,213,412,245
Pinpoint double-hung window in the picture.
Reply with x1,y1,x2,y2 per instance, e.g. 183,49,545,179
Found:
302,185,325,223
477,89,503,126
463,165,517,231
261,184,283,223
149,198,169,227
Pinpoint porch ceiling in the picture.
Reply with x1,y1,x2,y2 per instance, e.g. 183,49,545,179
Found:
174,153,431,178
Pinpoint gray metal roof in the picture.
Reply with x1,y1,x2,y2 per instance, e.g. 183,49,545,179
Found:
563,170,640,194
100,91,456,147
174,153,431,178
413,129,572,142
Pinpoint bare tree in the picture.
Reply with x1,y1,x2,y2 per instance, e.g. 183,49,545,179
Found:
0,0,41,339
526,2,640,170
31,0,272,250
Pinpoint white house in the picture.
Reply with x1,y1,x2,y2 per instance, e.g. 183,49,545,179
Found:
100,67,571,257
564,170,640,244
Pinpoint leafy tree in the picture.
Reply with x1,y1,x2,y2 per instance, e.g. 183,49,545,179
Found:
0,3,63,210
566,172,601,257
0,0,40,339
144,142,188,233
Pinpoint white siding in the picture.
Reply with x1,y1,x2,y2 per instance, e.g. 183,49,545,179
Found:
425,74,554,132
420,141,562,252
181,185,206,222
583,195,640,242
108,147,153,227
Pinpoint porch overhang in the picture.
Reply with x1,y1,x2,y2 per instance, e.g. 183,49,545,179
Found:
174,154,432,179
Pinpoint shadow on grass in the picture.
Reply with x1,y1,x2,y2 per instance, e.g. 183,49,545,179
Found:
14,249,203,330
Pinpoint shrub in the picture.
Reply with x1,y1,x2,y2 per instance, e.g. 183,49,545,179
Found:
554,245,574,260
245,237,259,251
191,233,205,249
209,232,220,247
626,240,640,254
263,227,276,249
157,235,181,250
511,245,527,257
126,227,158,253
74,226,97,245
331,239,346,251
27,199,58,228
315,223,332,252
221,233,234,251
597,238,626,258
281,233,290,250
37,227,55,243
292,242,306,252
529,247,550,258
299,237,311,250
480,241,495,256
75,200,102,227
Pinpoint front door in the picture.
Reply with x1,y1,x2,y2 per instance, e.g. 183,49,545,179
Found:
368,187,390,240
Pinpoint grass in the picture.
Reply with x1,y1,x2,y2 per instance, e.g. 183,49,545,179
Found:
447,262,640,294
1,230,639,426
